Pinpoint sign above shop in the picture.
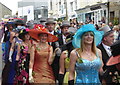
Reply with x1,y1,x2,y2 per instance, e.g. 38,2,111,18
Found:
90,6,101,10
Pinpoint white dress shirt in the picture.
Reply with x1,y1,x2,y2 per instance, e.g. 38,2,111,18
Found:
49,31,54,45
62,34,66,44
49,31,54,35
102,43,112,57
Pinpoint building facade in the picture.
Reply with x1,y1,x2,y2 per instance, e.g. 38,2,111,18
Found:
48,0,77,20
75,0,120,24
75,0,108,24
48,0,120,25
18,0,48,22
0,2,12,20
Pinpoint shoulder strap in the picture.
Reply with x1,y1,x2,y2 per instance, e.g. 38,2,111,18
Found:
75,49,81,58
48,45,52,52
96,51,99,58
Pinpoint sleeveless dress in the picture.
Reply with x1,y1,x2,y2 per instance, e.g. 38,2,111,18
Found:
63,50,76,84
14,45,30,84
63,57,70,83
33,45,55,83
7,37,22,84
75,51,102,85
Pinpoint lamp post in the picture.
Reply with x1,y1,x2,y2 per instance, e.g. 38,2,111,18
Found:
65,0,68,20
107,0,110,24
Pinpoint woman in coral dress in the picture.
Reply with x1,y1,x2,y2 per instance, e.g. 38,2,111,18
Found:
28,26,58,84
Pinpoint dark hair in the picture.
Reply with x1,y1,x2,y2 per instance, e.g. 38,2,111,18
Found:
95,24,99,30
5,22,15,29
66,41,74,57
111,40,120,56
19,33,29,41
18,29,29,41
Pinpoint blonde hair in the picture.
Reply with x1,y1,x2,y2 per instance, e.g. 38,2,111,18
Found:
77,31,97,56
113,25,119,31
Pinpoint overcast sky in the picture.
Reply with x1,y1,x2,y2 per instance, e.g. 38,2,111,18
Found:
0,0,22,15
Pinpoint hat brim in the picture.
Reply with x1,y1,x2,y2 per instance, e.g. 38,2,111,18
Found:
106,55,120,66
18,32,29,39
72,24,104,48
45,21,56,25
28,29,58,42
60,25,70,28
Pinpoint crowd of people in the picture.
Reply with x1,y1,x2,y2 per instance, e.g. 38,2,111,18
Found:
0,17,120,85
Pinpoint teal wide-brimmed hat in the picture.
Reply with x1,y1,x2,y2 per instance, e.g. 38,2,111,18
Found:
72,24,104,48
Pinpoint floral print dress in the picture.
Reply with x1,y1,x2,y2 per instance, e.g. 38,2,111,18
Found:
14,45,30,85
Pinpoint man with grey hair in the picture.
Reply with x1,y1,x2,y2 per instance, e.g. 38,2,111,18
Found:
97,25,117,84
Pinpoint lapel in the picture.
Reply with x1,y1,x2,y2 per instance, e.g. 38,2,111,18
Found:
97,43,110,64
58,34,64,46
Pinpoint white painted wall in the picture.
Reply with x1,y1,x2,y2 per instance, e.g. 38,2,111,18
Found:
18,6,34,21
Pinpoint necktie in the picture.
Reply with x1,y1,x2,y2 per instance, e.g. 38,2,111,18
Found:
107,47,112,57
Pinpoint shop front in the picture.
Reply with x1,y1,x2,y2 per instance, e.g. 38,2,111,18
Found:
76,3,108,24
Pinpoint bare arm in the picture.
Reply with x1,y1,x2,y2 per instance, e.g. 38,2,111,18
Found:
69,49,78,80
97,48,104,75
9,38,15,61
29,46,35,69
48,46,54,65
10,32,15,43
10,38,15,51
16,43,20,61
59,51,67,74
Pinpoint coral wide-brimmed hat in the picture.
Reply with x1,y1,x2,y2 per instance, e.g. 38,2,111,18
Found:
72,24,104,48
107,40,120,66
28,25,58,42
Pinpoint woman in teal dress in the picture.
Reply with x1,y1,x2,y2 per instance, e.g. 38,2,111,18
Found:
68,24,104,85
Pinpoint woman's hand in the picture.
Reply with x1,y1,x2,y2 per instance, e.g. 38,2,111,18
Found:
29,69,34,83
29,75,34,83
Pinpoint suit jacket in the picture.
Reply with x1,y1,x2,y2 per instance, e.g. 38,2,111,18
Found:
57,33,73,51
97,43,117,72
49,31,60,80
57,34,64,46
48,31,59,51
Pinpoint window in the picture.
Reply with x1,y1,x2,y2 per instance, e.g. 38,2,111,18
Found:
70,2,73,12
59,2,61,11
50,0,52,10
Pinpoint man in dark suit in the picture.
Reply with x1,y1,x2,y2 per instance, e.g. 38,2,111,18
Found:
45,18,59,50
45,18,60,82
57,20,73,51
97,25,117,84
